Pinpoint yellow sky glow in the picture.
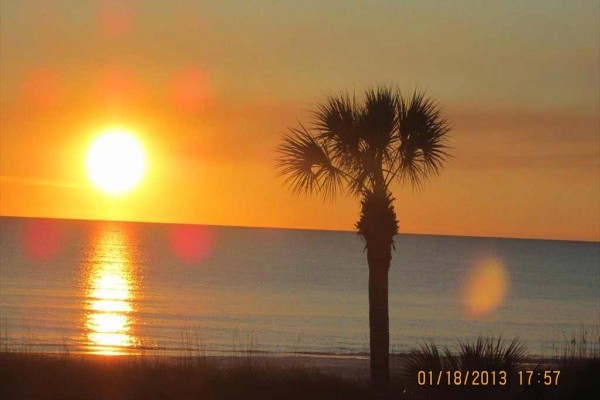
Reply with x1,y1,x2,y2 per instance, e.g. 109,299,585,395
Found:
0,1,598,242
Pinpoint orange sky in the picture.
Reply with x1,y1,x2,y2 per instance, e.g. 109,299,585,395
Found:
1,1,598,241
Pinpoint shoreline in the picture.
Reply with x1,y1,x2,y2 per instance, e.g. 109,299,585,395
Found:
0,343,575,363
0,348,573,379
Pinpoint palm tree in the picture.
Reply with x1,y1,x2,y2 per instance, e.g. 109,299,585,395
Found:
276,86,451,390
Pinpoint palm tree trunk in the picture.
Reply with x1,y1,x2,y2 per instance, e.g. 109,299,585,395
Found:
367,240,391,391
357,191,397,391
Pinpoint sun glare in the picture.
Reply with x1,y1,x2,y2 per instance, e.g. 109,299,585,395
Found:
86,128,146,194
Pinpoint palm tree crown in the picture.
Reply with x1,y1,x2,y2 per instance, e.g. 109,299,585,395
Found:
277,87,451,203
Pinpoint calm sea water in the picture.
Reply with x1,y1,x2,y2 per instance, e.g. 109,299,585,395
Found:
0,216,598,357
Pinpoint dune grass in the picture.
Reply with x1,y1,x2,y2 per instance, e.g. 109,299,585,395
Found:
0,352,375,400
1,332,598,399
396,336,599,400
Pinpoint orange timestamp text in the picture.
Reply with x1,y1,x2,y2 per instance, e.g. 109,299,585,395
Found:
417,370,561,386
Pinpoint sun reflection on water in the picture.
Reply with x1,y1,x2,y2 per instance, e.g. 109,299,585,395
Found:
84,227,138,355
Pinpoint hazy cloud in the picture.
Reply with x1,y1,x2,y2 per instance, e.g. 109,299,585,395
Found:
0,175,85,190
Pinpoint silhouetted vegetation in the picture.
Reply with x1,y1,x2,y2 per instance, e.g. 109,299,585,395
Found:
2,329,598,399
0,352,368,400
1,340,597,400
396,336,599,400
399,337,526,399
277,86,452,390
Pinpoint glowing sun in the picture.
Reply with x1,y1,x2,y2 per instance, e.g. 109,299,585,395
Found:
86,128,146,194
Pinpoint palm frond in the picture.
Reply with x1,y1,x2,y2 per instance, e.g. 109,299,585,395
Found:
348,166,371,196
391,91,452,187
277,86,452,201
360,86,398,156
400,341,446,385
276,125,344,200
312,92,361,169
457,337,526,372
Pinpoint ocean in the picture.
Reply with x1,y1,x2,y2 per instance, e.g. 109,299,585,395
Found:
0,216,598,357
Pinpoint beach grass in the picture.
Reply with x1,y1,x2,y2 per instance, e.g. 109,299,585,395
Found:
1,345,598,399
0,351,377,400
1,327,599,400
396,336,599,400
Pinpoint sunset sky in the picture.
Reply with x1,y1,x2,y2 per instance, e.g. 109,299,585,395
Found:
1,0,598,241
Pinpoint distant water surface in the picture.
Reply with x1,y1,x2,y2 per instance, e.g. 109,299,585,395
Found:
0,217,598,356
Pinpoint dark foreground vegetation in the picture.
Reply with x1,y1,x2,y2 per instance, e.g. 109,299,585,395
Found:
2,353,370,400
398,337,599,400
1,351,597,400
2,334,599,399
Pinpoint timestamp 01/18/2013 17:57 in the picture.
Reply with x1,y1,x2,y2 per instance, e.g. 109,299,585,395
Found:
417,370,561,387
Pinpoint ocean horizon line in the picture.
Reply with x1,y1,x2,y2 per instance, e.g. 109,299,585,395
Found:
1,214,597,244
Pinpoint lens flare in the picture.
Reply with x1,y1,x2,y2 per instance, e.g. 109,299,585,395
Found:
170,67,212,113
462,256,509,318
169,225,214,264
20,67,63,111
97,67,142,103
23,218,65,261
